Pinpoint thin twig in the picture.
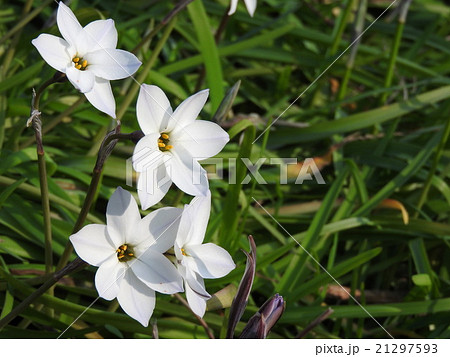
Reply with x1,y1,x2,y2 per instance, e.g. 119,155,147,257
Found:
173,293,215,339
296,308,334,339
132,0,193,54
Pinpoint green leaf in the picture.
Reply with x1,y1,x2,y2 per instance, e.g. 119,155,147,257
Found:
187,0,224,112
268,86,450,146
0,62,43,93
412,274,432,287
290,247,382,300
276,165,350,296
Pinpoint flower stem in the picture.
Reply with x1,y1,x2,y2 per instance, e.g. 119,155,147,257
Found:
336,0,367,101
413,106,450,218
173,293,215,339
328,0,355,57
379,0,412,106
132,0,194,54
117,17,177,121
368,0,412,168
28,73,66,315
0,258,86,331
171,189,185,207
56,126,122,271
296,308,334,338
54,169,100,270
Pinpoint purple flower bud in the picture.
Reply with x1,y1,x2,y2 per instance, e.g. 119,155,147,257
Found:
226,235,257,338
239,294,285,339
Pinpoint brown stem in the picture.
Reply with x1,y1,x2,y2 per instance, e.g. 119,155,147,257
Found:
296,308,334,338
56,125,123,270
173,293,215,339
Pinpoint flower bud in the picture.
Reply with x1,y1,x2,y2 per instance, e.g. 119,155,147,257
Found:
239,294,285,339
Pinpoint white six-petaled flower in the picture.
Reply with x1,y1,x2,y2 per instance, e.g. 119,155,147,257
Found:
32,2,141,118
69,187,183,326
174,191,236,317
132,84,229,210
228,0,257,17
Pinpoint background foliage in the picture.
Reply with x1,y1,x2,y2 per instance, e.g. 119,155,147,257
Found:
0,0,450,338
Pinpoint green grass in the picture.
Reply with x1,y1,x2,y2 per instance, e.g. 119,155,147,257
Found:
0,0,449,338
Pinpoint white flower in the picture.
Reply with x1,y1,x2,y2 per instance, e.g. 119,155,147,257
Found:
174,191,235,317
132,84,229,210
32,2,141,118
69,187,183,326
228,0,257,17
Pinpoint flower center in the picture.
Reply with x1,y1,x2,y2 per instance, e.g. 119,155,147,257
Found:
158,133,173,152
72,56,88,71
181,248,187,256
116,244,135,262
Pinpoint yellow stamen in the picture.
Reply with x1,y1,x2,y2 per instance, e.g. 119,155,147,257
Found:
73,57,80,63
158,133,173,151
181,248,187,256
116,243,135,262
75,64,82,70
82,60,88,68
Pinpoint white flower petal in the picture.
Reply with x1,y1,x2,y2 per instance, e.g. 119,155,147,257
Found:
87,49,141,80
177,192,211,247
117,269,155,327
106,187,141,244
244,0,257,16
174,206,192,251
106,226,125,249
84,77,116,118
83,19,118,51
171,89,209,135
69,224,116,266
181,264,210,299
174,241,185,263
134,207,183,252
57,2,82,47
185,281,207,318
173,120,229,159
228,0,239,15
167,147,209,197
130,249,183,294
132,134,162,172
95,255,126,300
186,243,236,279
137,84,173,135
136,163,172,210
31,34,71,72
66,66,95,93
